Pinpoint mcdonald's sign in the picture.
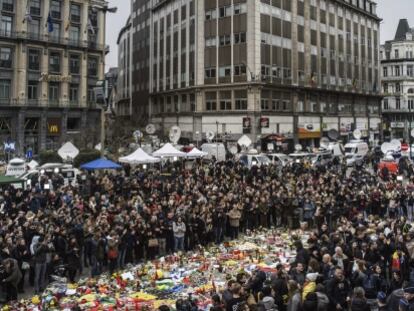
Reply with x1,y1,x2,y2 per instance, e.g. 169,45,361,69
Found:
47,118,60,136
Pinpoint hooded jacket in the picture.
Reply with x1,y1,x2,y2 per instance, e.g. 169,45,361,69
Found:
257,296,278,311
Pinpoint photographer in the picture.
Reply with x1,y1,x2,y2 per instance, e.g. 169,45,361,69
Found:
2,258,21,301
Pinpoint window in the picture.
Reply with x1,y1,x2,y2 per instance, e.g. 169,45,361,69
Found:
234,64,246,76
30,0,41,16
383,67,388,77
0,79,10,99
383,83,388,93
50,0,62,19
28,49,40,71
261,99,270,110
219,66,231,77
233,3,247,15
395,49,399,59
69,26,80,44
70,3,81,23
69,54,80,74
28,81,38,100
205,37,216,47
205,67,216,78
49,52,60,73
0,47,12,68
261,65,270,77
69,84,79,102
395,66,400,76
0,15,12,37
383,98,389,110
396,83,401,93
219,6,232,18
235,90,247,110
206,101,217,111
87,85,95,103
408,65,414,77
28,19,42,40
396,97,401,110
50,23,61,42
88,57,98,76
220,100,231,110
272,66,282,78
219,34,231,46
205,9,217,20
2,0,13,12
234,32,246,44
49,82,60,102
409,99,414,111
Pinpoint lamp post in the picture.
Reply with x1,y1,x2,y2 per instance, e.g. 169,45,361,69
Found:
216,121,219,160
410,101,413,160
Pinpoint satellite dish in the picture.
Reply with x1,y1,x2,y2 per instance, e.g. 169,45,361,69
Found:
328,129,339,141
381,142,394,155
353,129,362,140
206,131,215,142
295,144,303,152
390,139,402,152
229,146,238,155
133,130,143,139
411,129,414,138
320,137,330,149
169,126,181,144
145,124,156,135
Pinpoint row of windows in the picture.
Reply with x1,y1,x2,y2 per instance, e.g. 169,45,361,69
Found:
382,49,414,61
383,99,414,111
383,65,414,78
205,3,247,20
205,32,246,47
205,99,248,111
0,47,99,76
0,79,95,103
205,64,247,79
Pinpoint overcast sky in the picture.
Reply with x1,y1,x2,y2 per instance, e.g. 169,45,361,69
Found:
104,0,414,70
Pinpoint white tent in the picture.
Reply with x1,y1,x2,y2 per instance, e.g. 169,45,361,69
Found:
152,143,186,158
58,142,79,160
186,147,208,159
119,148,160,164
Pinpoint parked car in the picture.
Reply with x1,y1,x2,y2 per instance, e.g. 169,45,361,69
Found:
267,153,290,167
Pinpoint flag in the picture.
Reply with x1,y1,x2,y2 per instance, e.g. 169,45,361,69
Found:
87,18,95,35
23,5,32,23
46,12,53,33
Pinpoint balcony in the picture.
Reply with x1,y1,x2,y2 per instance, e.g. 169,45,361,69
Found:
27,32,42,41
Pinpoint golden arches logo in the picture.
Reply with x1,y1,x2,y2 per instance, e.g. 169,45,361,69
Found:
48,125,59,133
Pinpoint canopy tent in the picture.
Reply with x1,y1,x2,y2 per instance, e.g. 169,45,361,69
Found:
119,148,160,165
80,158,122,171
186,147,208,159
152,143,186,158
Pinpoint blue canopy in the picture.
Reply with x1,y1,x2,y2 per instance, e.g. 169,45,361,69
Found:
80,158,122,170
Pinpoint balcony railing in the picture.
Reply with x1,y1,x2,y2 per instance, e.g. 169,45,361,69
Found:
0,98,96,108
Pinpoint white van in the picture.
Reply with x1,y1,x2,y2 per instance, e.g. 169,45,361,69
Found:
344,140,369,166
6,158,26,177
20,163,80,186
238,153,271,168
201,143,226,162
326,142,345,157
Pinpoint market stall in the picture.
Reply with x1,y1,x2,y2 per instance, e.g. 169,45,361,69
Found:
80,158,122,171
152,143,186,159
185,147,208,159
119,148,160,165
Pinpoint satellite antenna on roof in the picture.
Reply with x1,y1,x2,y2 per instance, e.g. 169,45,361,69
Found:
320,137,330,149
294,144,303,152
353,129,362,140
390,139,402,152
206,131,215,142
169,126,181,144
381,142,394,155
229,145,238,155
327,129,339,141
145,124,156,135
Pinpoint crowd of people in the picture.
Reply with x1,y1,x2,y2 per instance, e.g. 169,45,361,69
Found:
0,155,414,310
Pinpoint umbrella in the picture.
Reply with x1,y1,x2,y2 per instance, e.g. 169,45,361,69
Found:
80,158,122,171
119,148,160,164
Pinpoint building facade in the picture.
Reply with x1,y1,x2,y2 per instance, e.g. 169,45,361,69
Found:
381,19,414,140
116,16,132,116
0,0,107,156
131,0,382,147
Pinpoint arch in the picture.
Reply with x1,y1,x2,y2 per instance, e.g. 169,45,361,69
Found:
408,88,414,94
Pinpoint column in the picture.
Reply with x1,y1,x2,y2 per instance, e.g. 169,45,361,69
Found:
82,2,89,42
40,49,49,106
16,0,28,33
97,10,105,47
63,0,70,41
39,112,47,151
195,0,205,86
16,111,25,155
42,0,51,39
292,0,300,84
62,50,69,104
60,110,68,143
81,53,88,107
16,45,28,103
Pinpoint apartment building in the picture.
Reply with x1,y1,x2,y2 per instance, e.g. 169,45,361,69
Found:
0,0,107,155
381,19,414,140
131,0,382,147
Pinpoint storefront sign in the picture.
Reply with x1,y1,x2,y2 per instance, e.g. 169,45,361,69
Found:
47,118,61,136
390,122,405,128
298,123,321,139
39,73,72,83
242,117,251,134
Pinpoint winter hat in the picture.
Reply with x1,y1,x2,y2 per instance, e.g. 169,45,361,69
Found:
306,273,318,282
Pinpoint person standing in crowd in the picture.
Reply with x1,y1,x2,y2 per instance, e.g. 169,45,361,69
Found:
173,217,186,252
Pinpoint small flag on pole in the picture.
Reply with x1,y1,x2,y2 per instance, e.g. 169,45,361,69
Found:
23,5,33,23
87,18,95,35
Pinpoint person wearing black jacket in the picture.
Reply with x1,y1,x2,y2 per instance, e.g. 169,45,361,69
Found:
12,238,31,293
326,267,351,310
